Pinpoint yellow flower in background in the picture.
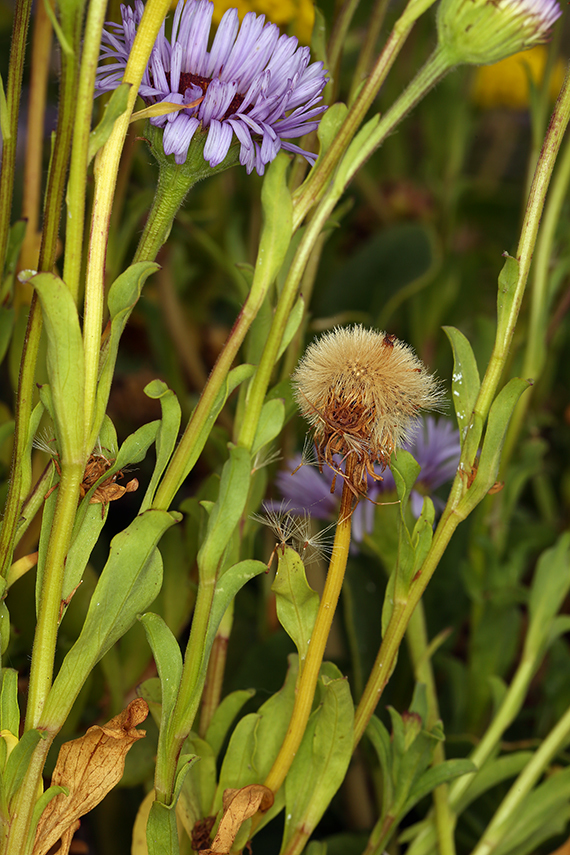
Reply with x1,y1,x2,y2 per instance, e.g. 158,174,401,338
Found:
471,45,566,109
212,0,314,43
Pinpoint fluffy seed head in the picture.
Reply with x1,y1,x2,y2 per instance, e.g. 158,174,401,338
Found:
292,325,443,495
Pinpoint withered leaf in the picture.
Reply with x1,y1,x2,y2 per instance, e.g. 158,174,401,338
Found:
33,698,148,855
202,785,274,855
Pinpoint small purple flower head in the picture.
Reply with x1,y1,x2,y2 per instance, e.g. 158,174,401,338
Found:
274,417,461,544
96,0,328,175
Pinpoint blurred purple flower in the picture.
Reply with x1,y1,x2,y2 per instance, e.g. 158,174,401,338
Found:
274,416,461,543
96,0,328,174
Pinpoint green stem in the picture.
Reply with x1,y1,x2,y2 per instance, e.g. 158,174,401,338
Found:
348,0,391,104
37,3,83,274
19,0,53,269
0,298,42,579
199,603,233,739
0,0,33,272
236,203,327,450
353,60,570,745
327,0,362,102
264,465,354,796
3,734,52,855
151,238,273,510
81,0,176,448
292,0,439,230
154,574,217,801
133,161,200,265
471,702,570,855
405,605,456,855
448,657,535,811
25,463,84,730
501,102,570,467
474,61,570,429
63,0,109,303
353,499,464,746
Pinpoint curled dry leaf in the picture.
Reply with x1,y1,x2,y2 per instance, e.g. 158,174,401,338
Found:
202,785,274,855
33,698,148,855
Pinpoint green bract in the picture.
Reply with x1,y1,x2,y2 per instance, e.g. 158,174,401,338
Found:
437,0,561,66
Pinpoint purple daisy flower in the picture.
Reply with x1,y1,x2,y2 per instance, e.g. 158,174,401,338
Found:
96,0,328,175
274,417,461,543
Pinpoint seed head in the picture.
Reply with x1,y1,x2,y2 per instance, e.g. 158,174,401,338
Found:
292,325,443,496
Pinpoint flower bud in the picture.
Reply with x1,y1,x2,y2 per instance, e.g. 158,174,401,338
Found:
437,0,562,67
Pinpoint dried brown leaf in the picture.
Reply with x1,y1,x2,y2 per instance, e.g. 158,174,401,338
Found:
33,698,148,855
202,785,274,855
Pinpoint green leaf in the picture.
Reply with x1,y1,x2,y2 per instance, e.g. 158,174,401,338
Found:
454,752,533,813
140,381,182,511
383,451,421,627
276,296,304,362
179,364,255,485
496,255,520,345
0,73,9,143
28,785,68,850
43,510,180,727
88,83,131,163
147,800,179,855
0,670,20,736
214,657,298,810
282,664,354,850
179,734,217,828
410,498,435,578
524,533,570,662
256,152,293,286
0,603,8,655
367,716,394,809
493,766,570,855
60,420,161,602
333,115,380,193
403,759,477,814
4,730,44,807
205,689,255,759
41,0,72,55
316,102,348,158
139,613,182,721
442,326,481,446
391,449,421,509
31,273,84,462
92,262,159,449
197,446,252,581
205,559,267,659
467,377,532,505
272,545,319,668
251,398,285,458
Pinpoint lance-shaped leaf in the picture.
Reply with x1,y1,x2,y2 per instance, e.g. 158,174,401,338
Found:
215,657,298,809
256,152,292,286
141,381,182,511
42,510,180,727
382,451,420,631
251,398,285,458
464,377,532,508
33,699,148,855
61,419,160,604
282,663,354,852
205,689,255,759
443,326,481,446
88,83,131,163
0,669,19,737
92,262,159,449
272,545,319,671
31,273,84,463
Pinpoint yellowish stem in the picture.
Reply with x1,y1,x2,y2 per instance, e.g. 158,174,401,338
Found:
264,463,355,796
